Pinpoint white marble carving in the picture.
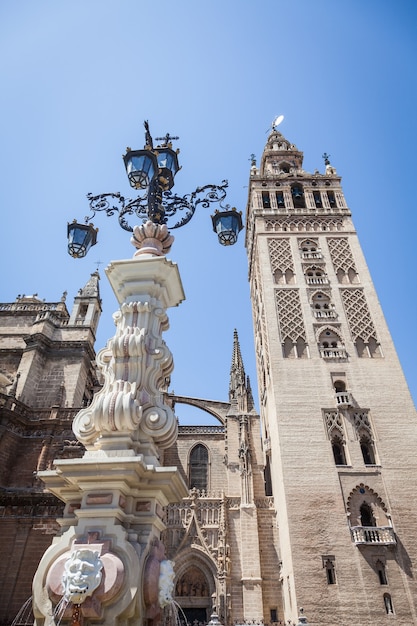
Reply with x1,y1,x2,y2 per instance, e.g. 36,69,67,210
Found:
131,220,175,256
72,256,183,454
62,549,103,604
158,560,175,608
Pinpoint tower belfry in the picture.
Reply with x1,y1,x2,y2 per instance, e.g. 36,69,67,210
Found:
246,126,417,624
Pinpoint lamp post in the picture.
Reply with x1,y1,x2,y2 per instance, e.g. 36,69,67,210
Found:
67,120,243,258
33,122,242,626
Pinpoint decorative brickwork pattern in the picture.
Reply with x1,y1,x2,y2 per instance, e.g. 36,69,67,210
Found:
327,238,357,274
264,216,344,233
252,254,270,386
340,288,377,342
267,239,294,273
275,289,306,341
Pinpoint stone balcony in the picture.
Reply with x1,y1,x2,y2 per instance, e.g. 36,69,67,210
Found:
306,277,329,285
313,309,337,319
320,347,348,359
351,526,396,546
301,251,322,260
335,391,351,407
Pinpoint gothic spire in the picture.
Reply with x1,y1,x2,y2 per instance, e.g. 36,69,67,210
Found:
246,375,255,413
228,329,255,414
229,329,245,403
77,270,101,300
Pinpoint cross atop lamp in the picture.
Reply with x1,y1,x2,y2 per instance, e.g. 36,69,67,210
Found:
67,120,243,258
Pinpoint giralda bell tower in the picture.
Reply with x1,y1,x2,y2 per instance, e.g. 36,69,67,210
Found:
245,124,417,625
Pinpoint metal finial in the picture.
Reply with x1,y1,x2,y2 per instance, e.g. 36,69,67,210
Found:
155,132,180,146
322,152,331,165
144,120,153,149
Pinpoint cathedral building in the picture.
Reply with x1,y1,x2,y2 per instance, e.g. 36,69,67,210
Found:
0,127,416,626
0,274,102,625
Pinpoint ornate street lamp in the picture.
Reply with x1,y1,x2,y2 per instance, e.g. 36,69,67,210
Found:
34,121,244,626
212,207,244,246
67,220,98,258
67,120,243,256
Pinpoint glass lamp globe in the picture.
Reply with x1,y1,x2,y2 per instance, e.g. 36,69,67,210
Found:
123,149,158,190
67,221,98,258
211,208,243,246
156,147,180,190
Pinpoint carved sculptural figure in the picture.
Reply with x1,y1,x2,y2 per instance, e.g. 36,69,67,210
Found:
62,549,103,604
158,559,175,608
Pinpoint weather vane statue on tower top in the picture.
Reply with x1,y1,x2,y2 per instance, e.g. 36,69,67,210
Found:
272,114,284,131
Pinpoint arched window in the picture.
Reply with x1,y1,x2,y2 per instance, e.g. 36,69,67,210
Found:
368,336,382,358
262,191,271,208
319,329,345,359
334,380,346,393
264,456,273,497
301,239,317,253
360,502,376,527
283,337,295,359
189,444,209,491
311,292,335,318
360,437,376,465
324,558,336,584
355,336,368,358
376,560,388,585
336,268,347,284
305,266,327,285
332,437,347,466
313,191,322,208
296,337,308,359
384,593,394,614
273,268,294,285
347,267,358,283
276,191,285,207
326,190,336,208
291,184,306,208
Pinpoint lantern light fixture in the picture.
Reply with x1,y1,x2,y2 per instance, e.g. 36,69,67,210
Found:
67,221,98,258
211,208,243,246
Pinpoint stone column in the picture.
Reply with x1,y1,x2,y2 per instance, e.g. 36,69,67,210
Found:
33,227,188,626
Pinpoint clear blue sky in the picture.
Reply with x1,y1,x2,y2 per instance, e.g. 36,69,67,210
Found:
1,1,416,422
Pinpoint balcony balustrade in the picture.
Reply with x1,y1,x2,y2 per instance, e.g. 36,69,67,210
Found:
306,276,329,285
320,347,347,359
351,526,396,546
313,309,337,319
335,391,351,406
301,251,322,260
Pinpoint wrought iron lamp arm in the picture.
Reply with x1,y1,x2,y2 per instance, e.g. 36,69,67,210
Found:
85,180,230,233
162,180,230,229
